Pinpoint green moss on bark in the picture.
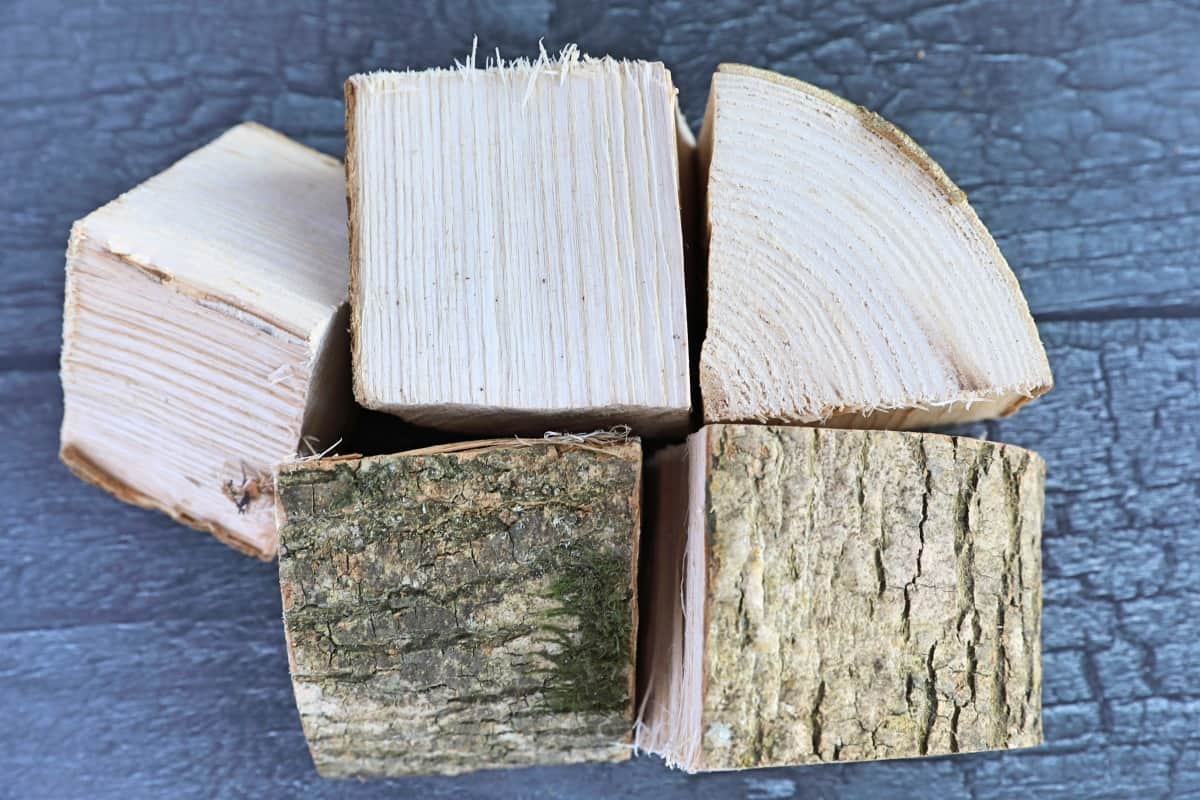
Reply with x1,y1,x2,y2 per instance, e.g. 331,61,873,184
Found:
539,548,633,713
275,440,642,777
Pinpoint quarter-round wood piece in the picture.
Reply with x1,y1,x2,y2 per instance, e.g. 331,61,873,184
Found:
699,64,1052,428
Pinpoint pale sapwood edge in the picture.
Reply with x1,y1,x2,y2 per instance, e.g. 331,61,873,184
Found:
58,122,352,559
274,439,642,777
697,64,1053,429
636,425,1044,773
343,51,692,438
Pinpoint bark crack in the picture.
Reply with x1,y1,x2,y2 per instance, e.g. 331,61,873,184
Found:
956,443,983,710
903,438,932,642
810,679,825,759
921,642,938,755
875,545,887,599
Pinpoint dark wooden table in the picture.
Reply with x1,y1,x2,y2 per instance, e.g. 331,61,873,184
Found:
4,1,1198,797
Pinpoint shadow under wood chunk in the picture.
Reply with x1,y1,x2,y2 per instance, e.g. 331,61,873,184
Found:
274,438,642,777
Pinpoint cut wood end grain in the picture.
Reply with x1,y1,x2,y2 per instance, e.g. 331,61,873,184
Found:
275,438,642,777
344,49,692,437
698,64,1052,429
60,122,352,558
636,424,1044,772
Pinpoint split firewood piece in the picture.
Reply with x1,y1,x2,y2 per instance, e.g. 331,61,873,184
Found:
637,425,1043,772
345,49,692,436
275,436,642,777
698,64,1053,428
59,122,351,558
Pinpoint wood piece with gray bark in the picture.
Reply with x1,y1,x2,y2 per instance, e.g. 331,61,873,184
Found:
59,122,351,558
275,438,642,777
698,64,1052,428
636,424,1044,772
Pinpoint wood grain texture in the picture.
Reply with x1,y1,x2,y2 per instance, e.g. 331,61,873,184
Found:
698,65,1051,428
275,440,641,777
4,1,1198,797
59,123,352,557
638,426,1043,771
76,122,348,337
346,56,691,436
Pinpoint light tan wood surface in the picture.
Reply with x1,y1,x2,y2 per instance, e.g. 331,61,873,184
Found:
60,122,351,557
699,65,1052,428
345,51,692,436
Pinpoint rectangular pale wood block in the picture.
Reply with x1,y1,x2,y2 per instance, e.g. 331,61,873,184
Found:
59,123,351,558
275,438,642,777
345,56,692,436
636,424,1044,772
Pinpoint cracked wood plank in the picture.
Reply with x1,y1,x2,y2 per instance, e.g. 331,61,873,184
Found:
275,439,642,777
637,425,1043,771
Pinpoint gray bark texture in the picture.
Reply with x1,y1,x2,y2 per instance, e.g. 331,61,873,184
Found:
274,439,642,777
697,425,1043,769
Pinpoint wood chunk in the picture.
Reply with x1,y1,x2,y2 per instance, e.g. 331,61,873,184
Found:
59,123,351,558
275,438,642,777
636,425,1043,772
345,53,692,436
698,64,1053,428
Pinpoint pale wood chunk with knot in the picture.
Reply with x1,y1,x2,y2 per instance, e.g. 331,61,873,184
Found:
59,123,352,558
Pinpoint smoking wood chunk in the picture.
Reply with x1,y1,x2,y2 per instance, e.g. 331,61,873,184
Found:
345,52,691,436
275,437,642,777
59,123,351,558
698,64,1052,428
636,425,1043,772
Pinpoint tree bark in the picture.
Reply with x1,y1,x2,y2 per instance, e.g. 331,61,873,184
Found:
275,439,641,777
638,425,1043,771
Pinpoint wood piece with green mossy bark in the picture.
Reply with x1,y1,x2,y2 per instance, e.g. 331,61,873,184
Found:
636,425,1043,772
275,438,641,777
